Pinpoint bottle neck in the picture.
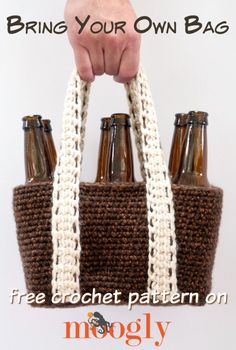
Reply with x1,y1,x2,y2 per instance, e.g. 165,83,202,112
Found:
107,121,135,182
42,119,52,133
169,125,187,179
43,130,57,174
24,125,52,183
100,117,111,130
174,113,189,126
174,121,209,186
169,114,188,179
96,126,110,182
23,115,43,130
188,111,208,126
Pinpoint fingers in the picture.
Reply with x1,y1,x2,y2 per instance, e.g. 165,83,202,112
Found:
104,46,122,76
70,26,140,83
74,45,94,82
74,43,140,83
89,45,105,76
65,0,141,83
114,44,140,83
74,43,105,80
103,35,123,76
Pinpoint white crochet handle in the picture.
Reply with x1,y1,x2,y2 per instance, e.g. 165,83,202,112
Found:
51,67,177,301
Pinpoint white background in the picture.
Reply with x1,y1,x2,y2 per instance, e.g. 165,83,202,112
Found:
0,0,236,349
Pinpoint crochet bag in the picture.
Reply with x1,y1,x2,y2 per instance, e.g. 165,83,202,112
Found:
13,68,223,307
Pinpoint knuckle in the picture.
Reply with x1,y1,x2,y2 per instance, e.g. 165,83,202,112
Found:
108,34,123,48
70,28,92,46
92,32,104,44
127,31,141,47
69,34,79,46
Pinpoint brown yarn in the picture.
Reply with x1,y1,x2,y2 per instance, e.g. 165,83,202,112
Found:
13,182,53,305
79,182,149,301
13,181,223,307
172,184,223,305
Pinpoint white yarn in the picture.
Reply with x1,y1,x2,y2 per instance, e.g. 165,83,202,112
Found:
126,67,177,297
51,67,177,301
51,70,90,299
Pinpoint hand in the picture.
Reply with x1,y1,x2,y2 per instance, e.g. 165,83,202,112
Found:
65,0,141,83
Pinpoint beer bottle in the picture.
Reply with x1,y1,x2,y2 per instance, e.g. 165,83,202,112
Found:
168,113,189,180
106,113,135,182
95,117,111,182
42,119,57,174
173,111,210,187
23,115,52,184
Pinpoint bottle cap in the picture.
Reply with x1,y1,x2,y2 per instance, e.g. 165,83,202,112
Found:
174,113,189,126
22,115,43,130
188,111,208,125
42,119,52,132
100,117,111,130
111,113,131,127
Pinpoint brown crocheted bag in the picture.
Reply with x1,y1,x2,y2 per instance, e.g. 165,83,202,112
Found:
13,68,223,307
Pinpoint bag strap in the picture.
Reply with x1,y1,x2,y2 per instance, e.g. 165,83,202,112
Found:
51,67,178,300
125,68,177,297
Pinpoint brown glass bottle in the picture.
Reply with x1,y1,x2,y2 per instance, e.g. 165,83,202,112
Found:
95,117,111,182
173,111,210,187
168,113,189,180
42,119,57,175
106,113,135,182
23,115,52,184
